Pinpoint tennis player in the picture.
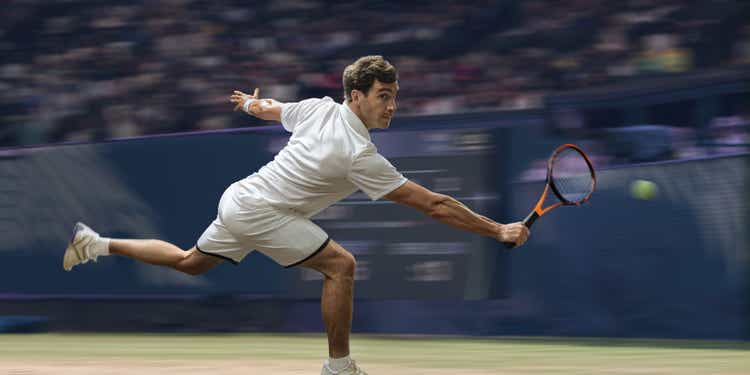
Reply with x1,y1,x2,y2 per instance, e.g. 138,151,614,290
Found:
63,55,529,375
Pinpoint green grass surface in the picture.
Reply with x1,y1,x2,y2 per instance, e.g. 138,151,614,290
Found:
1,334,748,374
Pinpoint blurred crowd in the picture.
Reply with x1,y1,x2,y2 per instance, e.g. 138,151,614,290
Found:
1,0,749,148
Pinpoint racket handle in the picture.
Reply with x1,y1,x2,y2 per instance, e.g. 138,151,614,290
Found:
522,211,539,228
503,211,539,249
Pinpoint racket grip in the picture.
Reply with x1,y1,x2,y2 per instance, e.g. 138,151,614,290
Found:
522,211,539,228
503,211,539,249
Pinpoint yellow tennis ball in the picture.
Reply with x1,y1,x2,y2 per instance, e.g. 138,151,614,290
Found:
630,179,658,200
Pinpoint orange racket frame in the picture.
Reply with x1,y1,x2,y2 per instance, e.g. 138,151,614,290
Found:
505,143,595,248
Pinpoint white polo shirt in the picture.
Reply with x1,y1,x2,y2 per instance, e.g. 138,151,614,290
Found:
234,97,408,218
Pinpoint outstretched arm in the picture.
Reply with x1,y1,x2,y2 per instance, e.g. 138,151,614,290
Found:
229,88,283,122
384,180,529,247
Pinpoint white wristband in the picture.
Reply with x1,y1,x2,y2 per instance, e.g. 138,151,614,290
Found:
242,99,256,113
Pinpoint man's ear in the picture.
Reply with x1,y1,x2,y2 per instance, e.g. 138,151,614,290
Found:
351,89,362,103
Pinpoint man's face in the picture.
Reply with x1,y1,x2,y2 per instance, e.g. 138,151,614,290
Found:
352,80,399,129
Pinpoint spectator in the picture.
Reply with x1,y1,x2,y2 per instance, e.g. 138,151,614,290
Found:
0,0,746,148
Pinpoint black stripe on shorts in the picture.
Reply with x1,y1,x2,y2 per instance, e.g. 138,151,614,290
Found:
196,245,240,265
284,237,330,268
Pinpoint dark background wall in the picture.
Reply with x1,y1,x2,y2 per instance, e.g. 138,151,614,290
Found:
1,96,747,339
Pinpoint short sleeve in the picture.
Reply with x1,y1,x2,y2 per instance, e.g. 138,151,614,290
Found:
348,145,408,200
280,97,332,132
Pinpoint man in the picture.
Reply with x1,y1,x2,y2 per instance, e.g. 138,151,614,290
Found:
63,55,529,375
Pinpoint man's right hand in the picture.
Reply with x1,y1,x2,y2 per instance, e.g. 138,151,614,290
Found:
497,222,530,248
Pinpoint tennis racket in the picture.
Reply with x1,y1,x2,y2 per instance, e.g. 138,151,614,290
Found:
504,143,596,248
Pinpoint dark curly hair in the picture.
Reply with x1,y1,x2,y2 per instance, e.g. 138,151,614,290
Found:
342,55,398,102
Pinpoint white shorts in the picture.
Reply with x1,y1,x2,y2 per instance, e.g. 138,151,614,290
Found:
196,183,329,267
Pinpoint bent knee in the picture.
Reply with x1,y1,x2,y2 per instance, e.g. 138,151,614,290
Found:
334,250,357,279
179,263,208,276
176,259,209,275
302,240,357,280
176,249,221,275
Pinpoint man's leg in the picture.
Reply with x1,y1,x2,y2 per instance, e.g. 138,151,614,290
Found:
110,240,222,275
300,239,356,358
64,222,221,275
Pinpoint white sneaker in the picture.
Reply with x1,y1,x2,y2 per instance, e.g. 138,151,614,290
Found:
62,222,102,271
321,359,368,375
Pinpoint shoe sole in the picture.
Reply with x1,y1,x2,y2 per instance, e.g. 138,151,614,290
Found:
62,223,87,271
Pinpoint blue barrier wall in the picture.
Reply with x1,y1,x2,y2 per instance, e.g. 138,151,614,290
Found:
0,131,287,295
0,110,748,339
506,154,749,339
0,123,513,298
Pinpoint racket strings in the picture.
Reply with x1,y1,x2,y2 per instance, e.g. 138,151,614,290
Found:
551,148,593,203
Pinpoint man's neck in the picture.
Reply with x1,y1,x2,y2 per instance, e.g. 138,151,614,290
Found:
346,101,371,130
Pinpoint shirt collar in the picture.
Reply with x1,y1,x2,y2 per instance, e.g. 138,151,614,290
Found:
340,101,370,140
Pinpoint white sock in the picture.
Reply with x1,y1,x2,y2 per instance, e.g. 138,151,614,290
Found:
327,356,351,372
90,236,111,257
